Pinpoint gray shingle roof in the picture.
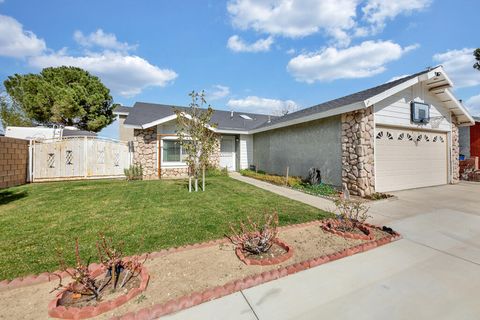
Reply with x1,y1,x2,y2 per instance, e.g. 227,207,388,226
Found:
255,69,432,130
113,105,131,114
62,129,97,137
123,102,276,131
117,67,444,132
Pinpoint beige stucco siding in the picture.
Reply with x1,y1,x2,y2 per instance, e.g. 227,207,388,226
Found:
118,115,134,142
252,115,342,186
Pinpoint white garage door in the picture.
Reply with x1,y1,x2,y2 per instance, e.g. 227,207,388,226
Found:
375,126,448,192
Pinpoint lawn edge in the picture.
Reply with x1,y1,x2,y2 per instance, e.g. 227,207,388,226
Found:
0,220,326,290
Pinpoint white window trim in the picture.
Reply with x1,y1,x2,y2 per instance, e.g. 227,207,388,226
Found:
160,137,189,167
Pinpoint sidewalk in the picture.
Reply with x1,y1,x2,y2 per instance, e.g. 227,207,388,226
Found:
229,172,335,212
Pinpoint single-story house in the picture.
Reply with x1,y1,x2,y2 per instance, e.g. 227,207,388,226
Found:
459,116,480,159
114,66,474,196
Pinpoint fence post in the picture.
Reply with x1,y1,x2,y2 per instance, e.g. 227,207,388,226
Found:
84,136,88,178
28,140,33,182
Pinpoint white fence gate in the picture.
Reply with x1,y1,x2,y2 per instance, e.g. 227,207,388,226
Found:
31,137,132,182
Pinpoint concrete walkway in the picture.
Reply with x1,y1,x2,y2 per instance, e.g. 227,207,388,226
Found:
164,181,480,320
229,172,335,212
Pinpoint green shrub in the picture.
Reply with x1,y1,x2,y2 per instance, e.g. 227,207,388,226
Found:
294,183,339,197
206,167,229,177
124,165,143,181
239,169,302,187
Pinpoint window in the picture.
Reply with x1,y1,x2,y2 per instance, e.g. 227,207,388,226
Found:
162,140,190,163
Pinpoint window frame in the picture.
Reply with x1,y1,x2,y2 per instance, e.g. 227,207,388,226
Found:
160,137,189,167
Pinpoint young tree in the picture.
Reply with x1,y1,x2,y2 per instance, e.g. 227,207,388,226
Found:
474,48,480,71
3,66,118,132
175,91,217,192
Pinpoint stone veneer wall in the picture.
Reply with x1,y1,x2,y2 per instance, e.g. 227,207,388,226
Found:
133,130,222,179
133,127,158,179
341,106,375,197
451,116,460,183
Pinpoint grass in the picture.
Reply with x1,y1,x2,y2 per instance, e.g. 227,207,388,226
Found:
293,183,339,198
0,176,332,280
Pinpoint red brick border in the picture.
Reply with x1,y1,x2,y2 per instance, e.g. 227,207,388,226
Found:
0,220,401,320
110,226,401,320
47,265,150,319
321,219,375,240
235,238,293,266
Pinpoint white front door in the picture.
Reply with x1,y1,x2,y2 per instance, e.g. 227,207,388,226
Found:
220,136,236,171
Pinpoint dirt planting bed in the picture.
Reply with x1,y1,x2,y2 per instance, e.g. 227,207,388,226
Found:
0,220,399,320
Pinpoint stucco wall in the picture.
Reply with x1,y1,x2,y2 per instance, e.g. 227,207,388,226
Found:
252,115,342,186
118,115,134,142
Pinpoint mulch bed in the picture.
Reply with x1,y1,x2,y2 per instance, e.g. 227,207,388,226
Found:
321,219,375,240
0,220,400,320
48,266,149,319
236,238,293,266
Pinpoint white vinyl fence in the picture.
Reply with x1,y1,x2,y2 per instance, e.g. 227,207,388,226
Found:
30,137,132,182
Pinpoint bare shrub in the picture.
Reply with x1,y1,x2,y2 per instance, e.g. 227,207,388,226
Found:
96,234,147,290
51,236,147,301
227,211,279,254
50,239,101,300
334,199,371,232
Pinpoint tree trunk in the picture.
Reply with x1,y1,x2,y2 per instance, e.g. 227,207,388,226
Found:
202,165,205,191
195,178,198,192
189,176,192,192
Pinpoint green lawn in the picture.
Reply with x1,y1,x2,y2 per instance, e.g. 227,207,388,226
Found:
0,176,331,280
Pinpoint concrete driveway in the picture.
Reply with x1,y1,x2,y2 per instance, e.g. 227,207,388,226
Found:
164,182,480,320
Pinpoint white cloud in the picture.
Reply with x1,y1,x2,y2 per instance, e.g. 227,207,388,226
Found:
29,51,178,97
433,48,480,88
287,40,418,83
74,29,137,52
362,0,432,33
227,96,299,115
465,94,480,116
227,0,358,45
208,85,230,100
0,14,46,58
227,35,274,53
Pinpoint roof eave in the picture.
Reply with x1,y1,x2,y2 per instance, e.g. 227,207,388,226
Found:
249,101,366,134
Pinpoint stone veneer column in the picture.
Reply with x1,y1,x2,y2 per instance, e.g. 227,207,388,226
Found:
451,117,460,183
133,127,158,179
341,106,375,197
209,134,221,168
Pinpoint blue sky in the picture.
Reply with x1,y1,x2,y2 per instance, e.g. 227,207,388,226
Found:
0,0,479,139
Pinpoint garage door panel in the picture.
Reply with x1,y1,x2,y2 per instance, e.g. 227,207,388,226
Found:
375,127,447,192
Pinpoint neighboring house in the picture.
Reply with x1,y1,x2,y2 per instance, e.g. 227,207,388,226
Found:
114,66,474,195
459,116,480,159
5,126,96,141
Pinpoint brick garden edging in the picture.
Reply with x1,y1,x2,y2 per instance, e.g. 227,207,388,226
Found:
235,238,293,266
0,220,401,320
321,219,375,241
111,223,401,320
47,265,150,319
